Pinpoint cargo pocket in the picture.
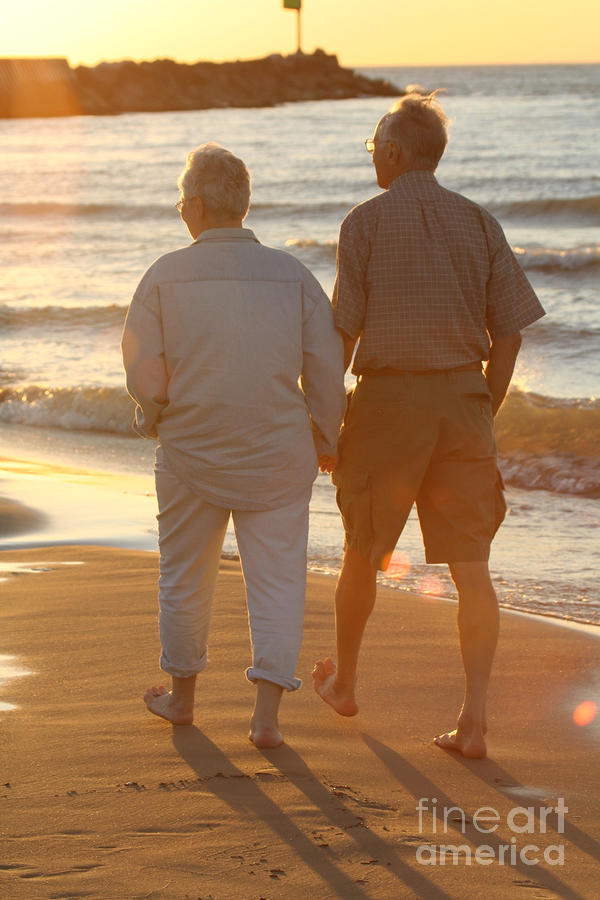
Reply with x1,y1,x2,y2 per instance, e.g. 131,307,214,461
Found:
333,470,373,552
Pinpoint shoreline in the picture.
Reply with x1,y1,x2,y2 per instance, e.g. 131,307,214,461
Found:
1,434,599,635
2,509,599,639
1,544,598,898
1,423,599,631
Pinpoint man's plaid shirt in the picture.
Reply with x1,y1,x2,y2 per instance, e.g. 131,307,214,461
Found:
333,170,545,373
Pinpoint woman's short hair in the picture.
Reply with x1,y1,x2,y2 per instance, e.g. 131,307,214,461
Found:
379,92,448,170
178,143,251,221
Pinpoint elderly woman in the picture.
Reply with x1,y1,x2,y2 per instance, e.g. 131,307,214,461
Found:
122,143,345,747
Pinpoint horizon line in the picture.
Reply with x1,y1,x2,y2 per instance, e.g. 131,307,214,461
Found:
3,53,599,69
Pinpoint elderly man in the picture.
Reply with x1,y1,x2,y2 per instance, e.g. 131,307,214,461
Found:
122,143,345,748
313,95,545,758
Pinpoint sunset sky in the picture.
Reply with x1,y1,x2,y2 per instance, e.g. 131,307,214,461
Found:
3,0,599,67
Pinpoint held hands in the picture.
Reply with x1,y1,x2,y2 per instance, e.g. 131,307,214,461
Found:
318,454,338,474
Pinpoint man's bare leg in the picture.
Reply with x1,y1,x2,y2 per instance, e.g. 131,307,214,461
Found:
434,561,499,759
144,674,196,725
250,679,284,749
313,546,377,716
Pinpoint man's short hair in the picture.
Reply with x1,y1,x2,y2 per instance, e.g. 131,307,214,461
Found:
178,143,251,221
379,92,448,171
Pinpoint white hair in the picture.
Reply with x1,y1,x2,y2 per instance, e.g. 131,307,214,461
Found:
377,91,448,171
178,142,251,221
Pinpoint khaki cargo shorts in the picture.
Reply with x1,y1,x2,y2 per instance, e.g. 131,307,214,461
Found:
332,369,506,570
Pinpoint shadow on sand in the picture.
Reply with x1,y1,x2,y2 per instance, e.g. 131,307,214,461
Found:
362,733,587,900
173,726,452,899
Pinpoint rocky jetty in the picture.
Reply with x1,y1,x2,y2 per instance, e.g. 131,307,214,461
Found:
0,51,399,119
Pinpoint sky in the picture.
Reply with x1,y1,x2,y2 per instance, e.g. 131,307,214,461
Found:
3,0,599,67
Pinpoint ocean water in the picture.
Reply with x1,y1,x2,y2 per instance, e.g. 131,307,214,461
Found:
0,64,598,624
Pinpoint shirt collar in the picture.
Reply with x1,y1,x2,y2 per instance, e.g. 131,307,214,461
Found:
389,170,438,192
194,227,260,245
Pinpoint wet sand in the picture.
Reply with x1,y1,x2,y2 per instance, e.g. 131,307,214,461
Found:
1,545,599,899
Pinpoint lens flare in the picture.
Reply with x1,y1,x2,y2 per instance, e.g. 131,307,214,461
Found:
573,701,597,726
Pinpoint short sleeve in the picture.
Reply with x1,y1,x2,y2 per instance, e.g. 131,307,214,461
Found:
332,210,370,339
485,221,545,339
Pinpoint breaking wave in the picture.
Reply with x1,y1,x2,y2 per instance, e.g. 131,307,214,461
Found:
513,244,600,273
495,389,599,458
0,384,598,497
0,385,133,435
495,389,600,498
284,237,338,262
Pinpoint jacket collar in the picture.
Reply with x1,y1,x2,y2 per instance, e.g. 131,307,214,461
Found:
194,227,259,244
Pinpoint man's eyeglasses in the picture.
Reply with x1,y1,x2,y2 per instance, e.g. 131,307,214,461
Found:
365,137,397,153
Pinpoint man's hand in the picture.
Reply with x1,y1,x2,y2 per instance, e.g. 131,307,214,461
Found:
341,330,357,373
485,331,522,415
318,454,338,474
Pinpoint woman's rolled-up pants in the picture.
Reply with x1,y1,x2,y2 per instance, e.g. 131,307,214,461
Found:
155,455,309,691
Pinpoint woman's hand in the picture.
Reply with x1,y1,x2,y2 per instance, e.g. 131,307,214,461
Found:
318,454,338,474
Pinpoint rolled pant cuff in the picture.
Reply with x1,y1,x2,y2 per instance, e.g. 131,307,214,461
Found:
160,649,208,678
245,666,302,692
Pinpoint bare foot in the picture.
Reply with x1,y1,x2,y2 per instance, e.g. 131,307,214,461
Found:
143,685,194,725
248,723,284,749
434,724,487,759
312,658,358,717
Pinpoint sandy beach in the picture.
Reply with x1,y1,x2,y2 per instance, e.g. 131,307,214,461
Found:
1,544,599,899
1,37,598,899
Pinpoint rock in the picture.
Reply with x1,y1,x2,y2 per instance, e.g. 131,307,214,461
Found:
0,51,401,119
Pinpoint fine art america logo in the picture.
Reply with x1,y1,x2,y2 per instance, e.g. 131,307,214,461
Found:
415,797,567,866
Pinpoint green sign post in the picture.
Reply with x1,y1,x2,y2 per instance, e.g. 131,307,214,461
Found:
282,0,302,53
